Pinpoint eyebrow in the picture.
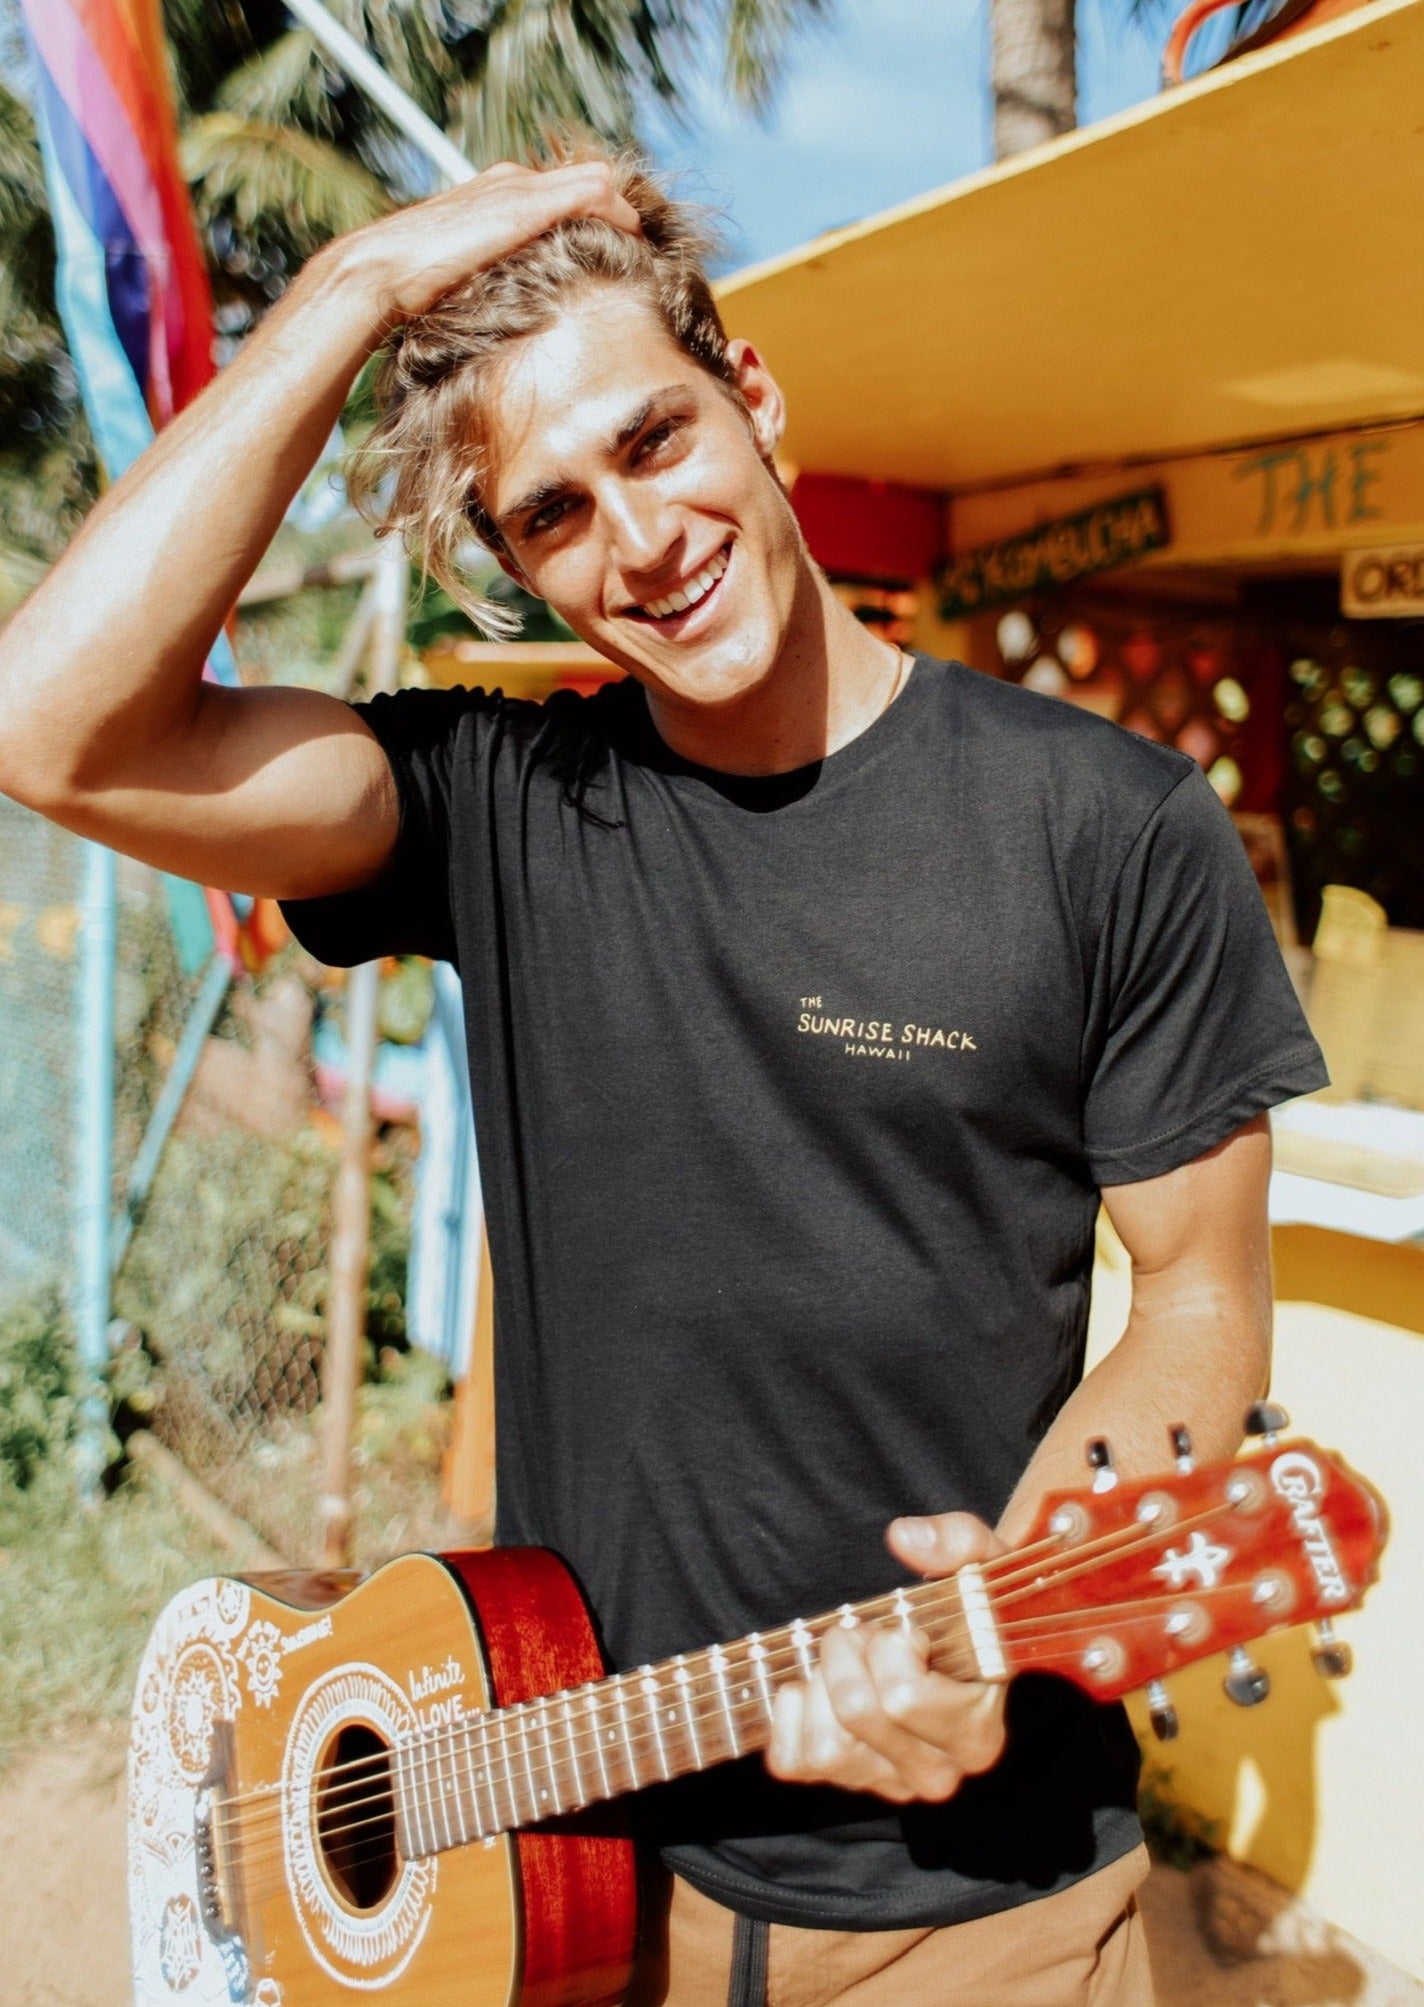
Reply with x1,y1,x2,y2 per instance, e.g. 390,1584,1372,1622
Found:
497,383,697,535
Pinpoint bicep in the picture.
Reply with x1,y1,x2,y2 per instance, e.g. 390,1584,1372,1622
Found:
1100,1112,1274,1396
30,682,400,902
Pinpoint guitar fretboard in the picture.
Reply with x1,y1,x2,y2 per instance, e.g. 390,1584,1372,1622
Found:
391,1576,978,1859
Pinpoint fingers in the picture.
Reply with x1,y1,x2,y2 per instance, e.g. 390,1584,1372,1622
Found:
370,158,644,321
765,1622,1007,1804
886,1509,1009,1579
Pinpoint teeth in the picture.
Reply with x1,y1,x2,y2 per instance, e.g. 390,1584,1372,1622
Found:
640,546,728,620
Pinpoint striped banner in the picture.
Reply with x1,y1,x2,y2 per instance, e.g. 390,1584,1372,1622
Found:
20,0,258,968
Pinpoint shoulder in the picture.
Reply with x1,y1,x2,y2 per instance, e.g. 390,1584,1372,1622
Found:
921,655,1196,832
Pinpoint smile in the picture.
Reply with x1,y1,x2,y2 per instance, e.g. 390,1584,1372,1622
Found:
625,542,732,625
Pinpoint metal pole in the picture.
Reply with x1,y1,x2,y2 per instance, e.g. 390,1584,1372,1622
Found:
74,838,116,1493
318,538,407,1566
282,0,477,187
111,952,231,1277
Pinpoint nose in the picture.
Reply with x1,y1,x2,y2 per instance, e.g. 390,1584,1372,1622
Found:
599,479,683,589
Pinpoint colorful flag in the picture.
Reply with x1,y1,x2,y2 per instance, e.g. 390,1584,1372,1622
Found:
19,0,259,970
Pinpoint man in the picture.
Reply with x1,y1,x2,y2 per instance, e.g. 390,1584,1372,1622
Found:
0,147,1325,2004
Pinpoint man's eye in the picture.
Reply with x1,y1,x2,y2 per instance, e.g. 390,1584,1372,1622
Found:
638,418,684,460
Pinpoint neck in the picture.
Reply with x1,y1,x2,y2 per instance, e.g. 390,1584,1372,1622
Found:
392,1568,984,1860
642,565,908,778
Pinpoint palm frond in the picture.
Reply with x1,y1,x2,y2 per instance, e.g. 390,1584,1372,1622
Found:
722,0,835,117
182,113,395,252
215,31,342,137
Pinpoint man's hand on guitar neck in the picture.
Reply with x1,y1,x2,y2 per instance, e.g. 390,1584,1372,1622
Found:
766,1513,1009,1804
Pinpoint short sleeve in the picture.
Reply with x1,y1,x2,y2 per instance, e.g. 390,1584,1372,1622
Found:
280,685,486,969
1081,764,1328,1184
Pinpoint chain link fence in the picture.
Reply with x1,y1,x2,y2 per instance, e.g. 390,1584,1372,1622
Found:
0,795,83,1304
0,786,450,1563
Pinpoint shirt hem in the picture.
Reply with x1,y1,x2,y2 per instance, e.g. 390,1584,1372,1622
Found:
661,1810,1146,1932
1085,1043,1329,1186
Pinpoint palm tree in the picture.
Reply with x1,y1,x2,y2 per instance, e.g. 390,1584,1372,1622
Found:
990,0,1077,158
0,0,833,558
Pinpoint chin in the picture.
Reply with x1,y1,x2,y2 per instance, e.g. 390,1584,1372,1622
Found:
646,626,784,709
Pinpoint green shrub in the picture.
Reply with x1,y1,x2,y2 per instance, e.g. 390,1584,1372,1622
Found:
0,1289,75,1489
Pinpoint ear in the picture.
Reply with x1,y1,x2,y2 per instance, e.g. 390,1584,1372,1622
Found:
725,338,786,459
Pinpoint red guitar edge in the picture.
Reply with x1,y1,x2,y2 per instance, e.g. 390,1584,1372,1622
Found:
444,1548,640,2007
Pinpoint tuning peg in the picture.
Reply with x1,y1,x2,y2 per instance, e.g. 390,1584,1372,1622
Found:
1223,1645,1271,1706
1243,1401,1290,1446
1169,1424,1194,1474
1086,1439,1118,1493
1145,1679,1179,1741
1310,1620,1353,1680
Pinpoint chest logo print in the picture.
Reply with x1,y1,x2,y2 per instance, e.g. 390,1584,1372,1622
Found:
796,999,978,1063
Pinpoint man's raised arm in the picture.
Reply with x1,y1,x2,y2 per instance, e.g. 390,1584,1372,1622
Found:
0,160,641,901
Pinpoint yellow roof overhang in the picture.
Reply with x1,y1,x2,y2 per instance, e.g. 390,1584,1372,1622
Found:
716,0,1424,495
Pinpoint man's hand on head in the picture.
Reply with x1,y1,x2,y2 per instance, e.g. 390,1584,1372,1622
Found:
331,158,645,326
765,1513,1009,1805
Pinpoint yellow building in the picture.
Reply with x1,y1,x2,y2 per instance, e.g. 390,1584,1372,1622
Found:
713,0,1424,1976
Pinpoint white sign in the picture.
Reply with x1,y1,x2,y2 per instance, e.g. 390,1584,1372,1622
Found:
1341,544,1424,618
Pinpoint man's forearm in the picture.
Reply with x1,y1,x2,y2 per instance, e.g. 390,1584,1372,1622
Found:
0,243,382,811
995,1297,1269,1548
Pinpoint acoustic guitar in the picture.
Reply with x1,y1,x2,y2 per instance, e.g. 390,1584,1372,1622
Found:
128,1405,1386,2006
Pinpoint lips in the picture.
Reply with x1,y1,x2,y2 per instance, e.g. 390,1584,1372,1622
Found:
624,541,732,628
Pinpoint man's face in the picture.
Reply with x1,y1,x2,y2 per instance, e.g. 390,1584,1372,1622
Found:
483,287,805,711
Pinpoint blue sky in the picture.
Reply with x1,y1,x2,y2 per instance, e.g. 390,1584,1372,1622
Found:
648,0,1178,274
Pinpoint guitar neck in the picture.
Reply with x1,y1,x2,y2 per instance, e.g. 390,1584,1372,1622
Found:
390,1433,1386,1862
393,1571,980,1858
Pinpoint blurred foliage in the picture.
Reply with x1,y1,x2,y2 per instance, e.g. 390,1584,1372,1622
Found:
0,0,831,576
0,1457,227,1766
0,1287,75,1490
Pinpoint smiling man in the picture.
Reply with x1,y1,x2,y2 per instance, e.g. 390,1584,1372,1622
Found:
0,147,1326,2005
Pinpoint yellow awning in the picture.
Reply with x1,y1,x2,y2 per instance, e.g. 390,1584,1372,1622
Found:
717,0,1424,495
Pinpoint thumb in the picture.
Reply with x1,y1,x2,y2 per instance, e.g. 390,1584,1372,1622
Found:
886,1510,1008,1579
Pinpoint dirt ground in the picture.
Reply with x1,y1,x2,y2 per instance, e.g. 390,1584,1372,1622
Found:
2,1734,1419,2007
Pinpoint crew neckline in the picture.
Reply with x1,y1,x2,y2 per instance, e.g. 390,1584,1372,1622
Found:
623,650,936,814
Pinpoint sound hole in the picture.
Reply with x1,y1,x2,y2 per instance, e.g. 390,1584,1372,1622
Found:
316,1722,398,1910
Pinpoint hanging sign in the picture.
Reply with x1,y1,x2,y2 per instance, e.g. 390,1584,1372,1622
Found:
1340,545,1424,618
937,487,1170,618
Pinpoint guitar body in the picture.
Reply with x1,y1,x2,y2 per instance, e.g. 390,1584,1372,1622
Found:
128,1548,638,2007
128,1426,1387,2006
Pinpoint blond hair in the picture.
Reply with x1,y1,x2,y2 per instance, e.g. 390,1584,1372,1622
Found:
345,139,734,638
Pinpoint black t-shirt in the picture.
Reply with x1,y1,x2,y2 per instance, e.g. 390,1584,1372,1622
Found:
282,654,1327,1929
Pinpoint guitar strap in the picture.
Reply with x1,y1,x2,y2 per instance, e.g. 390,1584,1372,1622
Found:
727,1913,769,2007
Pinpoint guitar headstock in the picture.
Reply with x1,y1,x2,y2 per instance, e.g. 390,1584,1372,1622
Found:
990,1414,1387,1730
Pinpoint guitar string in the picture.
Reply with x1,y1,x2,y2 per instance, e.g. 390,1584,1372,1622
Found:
211,1493,1242,1846
208,1501,1217,1829
235,1574,1274,1908
220,1578,1281,1884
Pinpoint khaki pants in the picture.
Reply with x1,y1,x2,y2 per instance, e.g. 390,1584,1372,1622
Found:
628,1843,1155,2007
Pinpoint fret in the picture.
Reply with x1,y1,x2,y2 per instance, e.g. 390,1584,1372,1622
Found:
513,1702,547,1821
585,1685,612,1800
535,1695,563,1816
433,1731,457,1850
394,1732,426,1859
638,1665,671,1780
747,1633,775,1725
710,1644,740,1759
561,1690,587,1807
672,1657,702,1770
612,1672,641,1791
493,1709,522,1832
791,1618,816,1682
456,1715,484,1840
416,1725,440,1855
471,1710,499,1835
